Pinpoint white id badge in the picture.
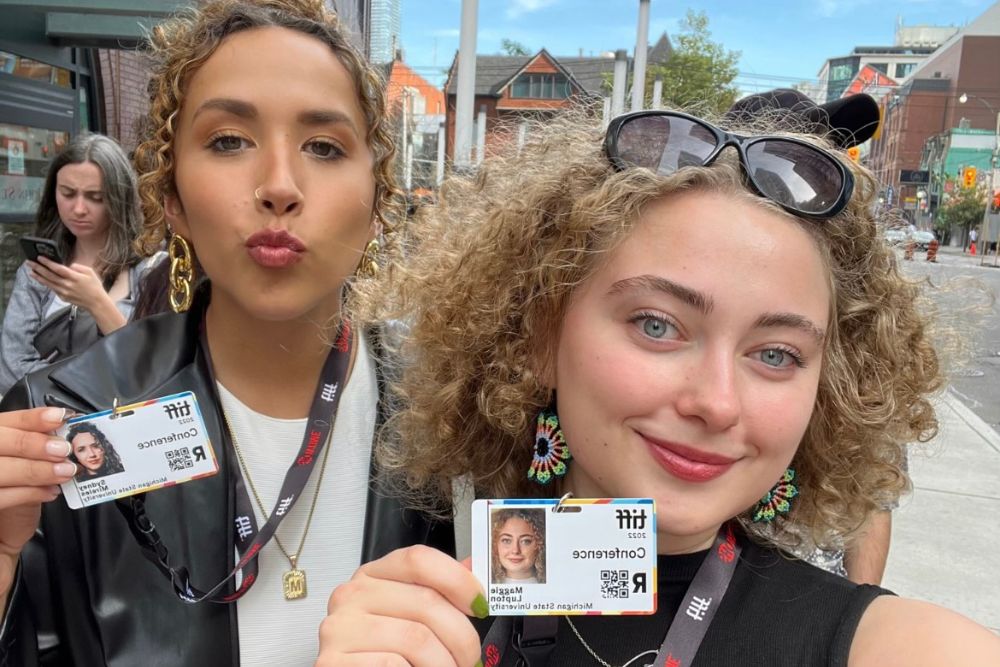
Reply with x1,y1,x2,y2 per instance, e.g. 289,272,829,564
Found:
58,391,219,509
471,498,656,615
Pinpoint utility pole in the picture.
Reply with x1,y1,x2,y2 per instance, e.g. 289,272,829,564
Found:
611,49,628,118
454,0,479,169
631,0,650,112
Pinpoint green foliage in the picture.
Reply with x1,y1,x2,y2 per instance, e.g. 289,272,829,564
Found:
645,10,741,115
936,179,987,233
501,39,530,56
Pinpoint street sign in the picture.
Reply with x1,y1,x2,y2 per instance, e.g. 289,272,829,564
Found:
899,169,929,184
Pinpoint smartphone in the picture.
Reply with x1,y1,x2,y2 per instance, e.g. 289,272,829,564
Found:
19,236,64,265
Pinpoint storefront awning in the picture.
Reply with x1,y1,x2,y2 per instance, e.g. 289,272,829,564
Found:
0,0,185,47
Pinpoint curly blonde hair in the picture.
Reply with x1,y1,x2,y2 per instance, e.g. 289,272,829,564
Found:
490,508,546,583
132,0,400,256
356,111,944,550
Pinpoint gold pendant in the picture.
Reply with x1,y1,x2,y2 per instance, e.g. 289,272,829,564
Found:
283,568,307,600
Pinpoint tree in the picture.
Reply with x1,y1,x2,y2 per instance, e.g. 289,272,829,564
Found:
936,179,986,237
644,10,740,115
501,39,530,56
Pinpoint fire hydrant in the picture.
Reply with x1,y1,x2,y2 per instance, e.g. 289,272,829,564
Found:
926,238,939,262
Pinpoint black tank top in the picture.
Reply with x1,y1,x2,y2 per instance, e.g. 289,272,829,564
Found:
482,538,890,667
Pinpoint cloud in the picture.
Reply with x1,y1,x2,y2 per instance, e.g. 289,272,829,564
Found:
505,0,559,20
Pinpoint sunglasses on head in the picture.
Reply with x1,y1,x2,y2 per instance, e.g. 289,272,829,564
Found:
604,110,855,219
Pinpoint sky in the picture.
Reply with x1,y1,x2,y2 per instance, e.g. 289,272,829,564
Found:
399,0,995,91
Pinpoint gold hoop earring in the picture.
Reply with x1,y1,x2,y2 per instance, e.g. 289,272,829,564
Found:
168,233,195,313
357,238,380,278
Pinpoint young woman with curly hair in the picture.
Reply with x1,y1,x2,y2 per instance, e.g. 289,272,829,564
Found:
315,112,1000,666
66,422,125,480
0,1,452,664
491,508,546,585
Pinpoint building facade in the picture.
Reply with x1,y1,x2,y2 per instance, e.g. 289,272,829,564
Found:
867,3,1000,225
368,0,400,65
443,35,672,164
386,58,446,194
814,22,958,103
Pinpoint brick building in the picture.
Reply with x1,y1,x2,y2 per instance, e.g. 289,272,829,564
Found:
868,5,1000,217
443,35,672,162
385,57,446,193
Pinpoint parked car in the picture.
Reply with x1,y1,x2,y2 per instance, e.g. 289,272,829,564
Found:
883,228,909,246
882,228,936,250
911,230,936,250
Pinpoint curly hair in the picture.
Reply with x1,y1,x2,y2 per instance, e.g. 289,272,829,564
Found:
491,508,546,583
132,0,401,259
67,422,125,478
355,110,944,551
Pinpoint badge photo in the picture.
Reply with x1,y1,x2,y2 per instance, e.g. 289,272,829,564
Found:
471,498,657,616
59,391,219,509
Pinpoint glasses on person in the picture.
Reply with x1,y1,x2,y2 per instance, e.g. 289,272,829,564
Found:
604,110,855,218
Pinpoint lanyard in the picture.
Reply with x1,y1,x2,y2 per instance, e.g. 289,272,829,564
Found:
117,320,353,604
651,523,741,667
482,523,742,667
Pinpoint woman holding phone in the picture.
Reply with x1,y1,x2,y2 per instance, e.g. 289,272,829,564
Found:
0,0,453,664
0,133,162,394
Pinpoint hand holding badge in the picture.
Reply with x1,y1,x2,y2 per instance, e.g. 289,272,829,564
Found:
58,391,219,509
471,497,657,616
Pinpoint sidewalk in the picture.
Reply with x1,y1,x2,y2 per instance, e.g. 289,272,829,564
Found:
883,388,1000,633
915,243,1000,270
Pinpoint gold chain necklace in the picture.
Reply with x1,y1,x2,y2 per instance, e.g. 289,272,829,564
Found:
222,407,333,601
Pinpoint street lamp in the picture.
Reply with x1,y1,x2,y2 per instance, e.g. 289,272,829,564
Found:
959,92,1000,265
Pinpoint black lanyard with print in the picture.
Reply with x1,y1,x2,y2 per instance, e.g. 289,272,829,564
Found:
117,321,352,604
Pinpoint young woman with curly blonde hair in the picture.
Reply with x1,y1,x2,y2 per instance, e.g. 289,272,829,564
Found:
0,1,453,664
316,111,1000,666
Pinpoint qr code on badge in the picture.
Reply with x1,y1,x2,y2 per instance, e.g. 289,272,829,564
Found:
165,447,193,472
600,569,630,599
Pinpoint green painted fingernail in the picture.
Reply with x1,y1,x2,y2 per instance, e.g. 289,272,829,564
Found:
475,661,484,667
471,593,489,619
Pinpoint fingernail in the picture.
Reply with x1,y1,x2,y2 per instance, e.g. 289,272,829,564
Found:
54,462,76,477
43,407,67,423
47,485,62,497
471,593,489,619
475,662,483,667
46,440,72,458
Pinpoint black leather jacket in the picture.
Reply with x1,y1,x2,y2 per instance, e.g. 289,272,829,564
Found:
0,291,454,666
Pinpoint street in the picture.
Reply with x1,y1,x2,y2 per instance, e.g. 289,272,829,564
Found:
900,245,1000,433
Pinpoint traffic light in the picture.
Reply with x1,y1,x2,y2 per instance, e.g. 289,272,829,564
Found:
963,167,977,189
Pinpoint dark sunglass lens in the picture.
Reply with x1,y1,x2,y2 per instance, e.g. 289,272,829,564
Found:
745,141,845,214
616,115,718,175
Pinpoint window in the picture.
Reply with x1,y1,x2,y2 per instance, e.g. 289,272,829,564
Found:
510,73,571,99
869,62,888,74
1,123,70,217
0,50,72,88
895,62,917,79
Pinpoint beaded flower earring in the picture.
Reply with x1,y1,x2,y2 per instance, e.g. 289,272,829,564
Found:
527,406,572,485
751,468,799,523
